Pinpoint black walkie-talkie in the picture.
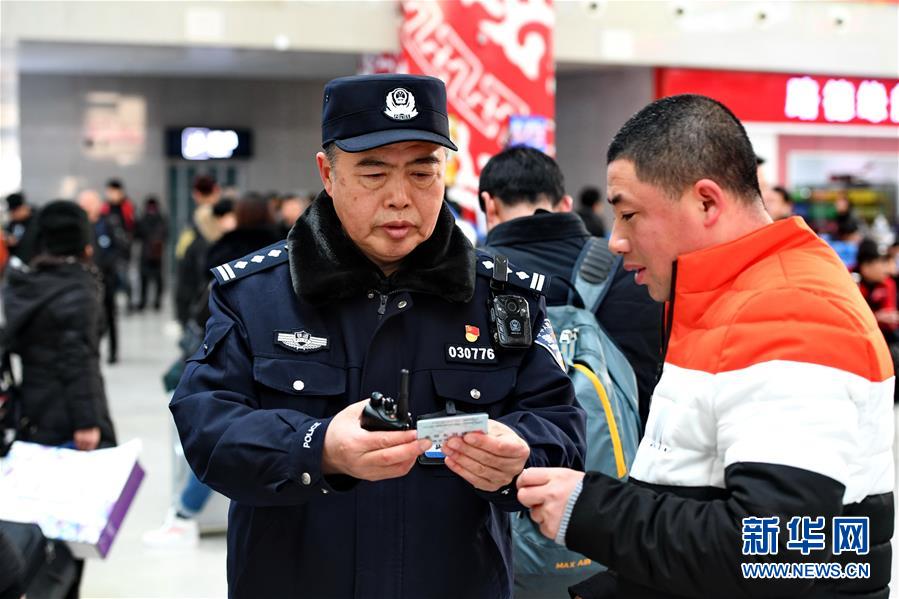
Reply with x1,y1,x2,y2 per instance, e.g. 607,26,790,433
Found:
360,369,412,431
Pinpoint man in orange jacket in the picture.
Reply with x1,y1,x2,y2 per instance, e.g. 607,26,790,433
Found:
518,94,894,599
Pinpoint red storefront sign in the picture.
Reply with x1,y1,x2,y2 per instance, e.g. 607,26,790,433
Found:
656,68,899,126
400,0,555,214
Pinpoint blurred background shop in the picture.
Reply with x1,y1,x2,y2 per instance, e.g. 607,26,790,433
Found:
0,1,896,597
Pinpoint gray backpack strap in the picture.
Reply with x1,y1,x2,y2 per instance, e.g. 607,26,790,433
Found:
571,238,620,313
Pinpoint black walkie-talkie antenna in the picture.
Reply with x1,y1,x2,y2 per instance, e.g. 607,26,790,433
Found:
397,369,410,418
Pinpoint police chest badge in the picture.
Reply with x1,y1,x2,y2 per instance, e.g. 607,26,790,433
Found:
384,88,418,121
274,330,328,353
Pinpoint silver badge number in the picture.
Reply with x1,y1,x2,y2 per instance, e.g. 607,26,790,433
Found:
275,330,328,353
384,88,418,121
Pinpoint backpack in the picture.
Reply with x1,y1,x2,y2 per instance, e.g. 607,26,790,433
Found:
512,237,642,597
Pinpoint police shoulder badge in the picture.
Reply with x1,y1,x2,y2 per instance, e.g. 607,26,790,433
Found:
275,330,328,353
534,319,566,371
384,88,418,121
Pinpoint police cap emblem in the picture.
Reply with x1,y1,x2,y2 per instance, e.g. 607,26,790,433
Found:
384,87,418,121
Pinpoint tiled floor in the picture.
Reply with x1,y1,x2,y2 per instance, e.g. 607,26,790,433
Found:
81,303,227,598
79,300,899,598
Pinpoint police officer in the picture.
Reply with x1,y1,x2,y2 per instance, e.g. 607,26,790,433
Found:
171,74,586,599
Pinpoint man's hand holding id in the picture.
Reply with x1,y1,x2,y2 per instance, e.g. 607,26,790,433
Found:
442,419,530,492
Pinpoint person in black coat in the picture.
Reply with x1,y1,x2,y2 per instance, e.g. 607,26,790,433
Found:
170,74,585,599
142,194,281,548
3,192,37,265
2,200,117,449
1,200,116,599
78,189,122,364
205,195,281,275
135,196,168,311
173,176,225,327
575,186,607,238
480,147,662,426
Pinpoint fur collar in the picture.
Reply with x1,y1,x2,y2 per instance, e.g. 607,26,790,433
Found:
194,204,221,243
287,191,476,305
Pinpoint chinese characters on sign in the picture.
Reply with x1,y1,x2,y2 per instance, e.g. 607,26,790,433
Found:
786,77,897,124
400,0,555,218
657,68,899,127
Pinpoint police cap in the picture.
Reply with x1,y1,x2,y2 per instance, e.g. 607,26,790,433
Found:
321,74,458,153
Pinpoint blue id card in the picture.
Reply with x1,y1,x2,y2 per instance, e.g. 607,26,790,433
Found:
416,413,488,466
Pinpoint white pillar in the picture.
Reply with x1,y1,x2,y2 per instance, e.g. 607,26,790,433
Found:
0,39,21,200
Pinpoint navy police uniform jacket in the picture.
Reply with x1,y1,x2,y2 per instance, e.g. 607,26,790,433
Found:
171,193,586,599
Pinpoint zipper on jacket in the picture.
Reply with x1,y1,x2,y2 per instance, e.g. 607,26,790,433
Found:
660,259,678,365
374,287,415,320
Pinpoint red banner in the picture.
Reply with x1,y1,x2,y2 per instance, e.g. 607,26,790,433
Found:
400,0,555,218
656,68,899,127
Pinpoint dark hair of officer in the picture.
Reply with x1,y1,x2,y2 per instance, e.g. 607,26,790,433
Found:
579,186,602,209
105,178,124,190
608,94,761,203
478,145,565,212
322,142,339,169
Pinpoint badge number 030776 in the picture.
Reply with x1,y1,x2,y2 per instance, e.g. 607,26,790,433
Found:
447,345,495,361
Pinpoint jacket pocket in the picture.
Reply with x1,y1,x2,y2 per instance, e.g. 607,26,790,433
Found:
186,322,233,363
252,358,346,397
430,367,517,410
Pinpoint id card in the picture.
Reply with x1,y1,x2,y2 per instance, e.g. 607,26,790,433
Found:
417,413,489,465
416,413,489,446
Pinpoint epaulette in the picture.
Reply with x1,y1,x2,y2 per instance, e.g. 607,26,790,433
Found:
475,250,548,295
211,241,290,285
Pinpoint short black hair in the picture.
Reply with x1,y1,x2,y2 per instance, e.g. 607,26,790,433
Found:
35,200,92,257
478,146,565,212
193,175,217,196
5,192,25,211
771,186,792,204
579,187,602,208
837,217,859,239
857,238,886,265
106,178,124,190
607,94,761,202
212,198,234,217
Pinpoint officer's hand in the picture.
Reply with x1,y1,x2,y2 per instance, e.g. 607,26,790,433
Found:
516,467,585,541
321,399,431,481
73,427,101,451
442,419,530,492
